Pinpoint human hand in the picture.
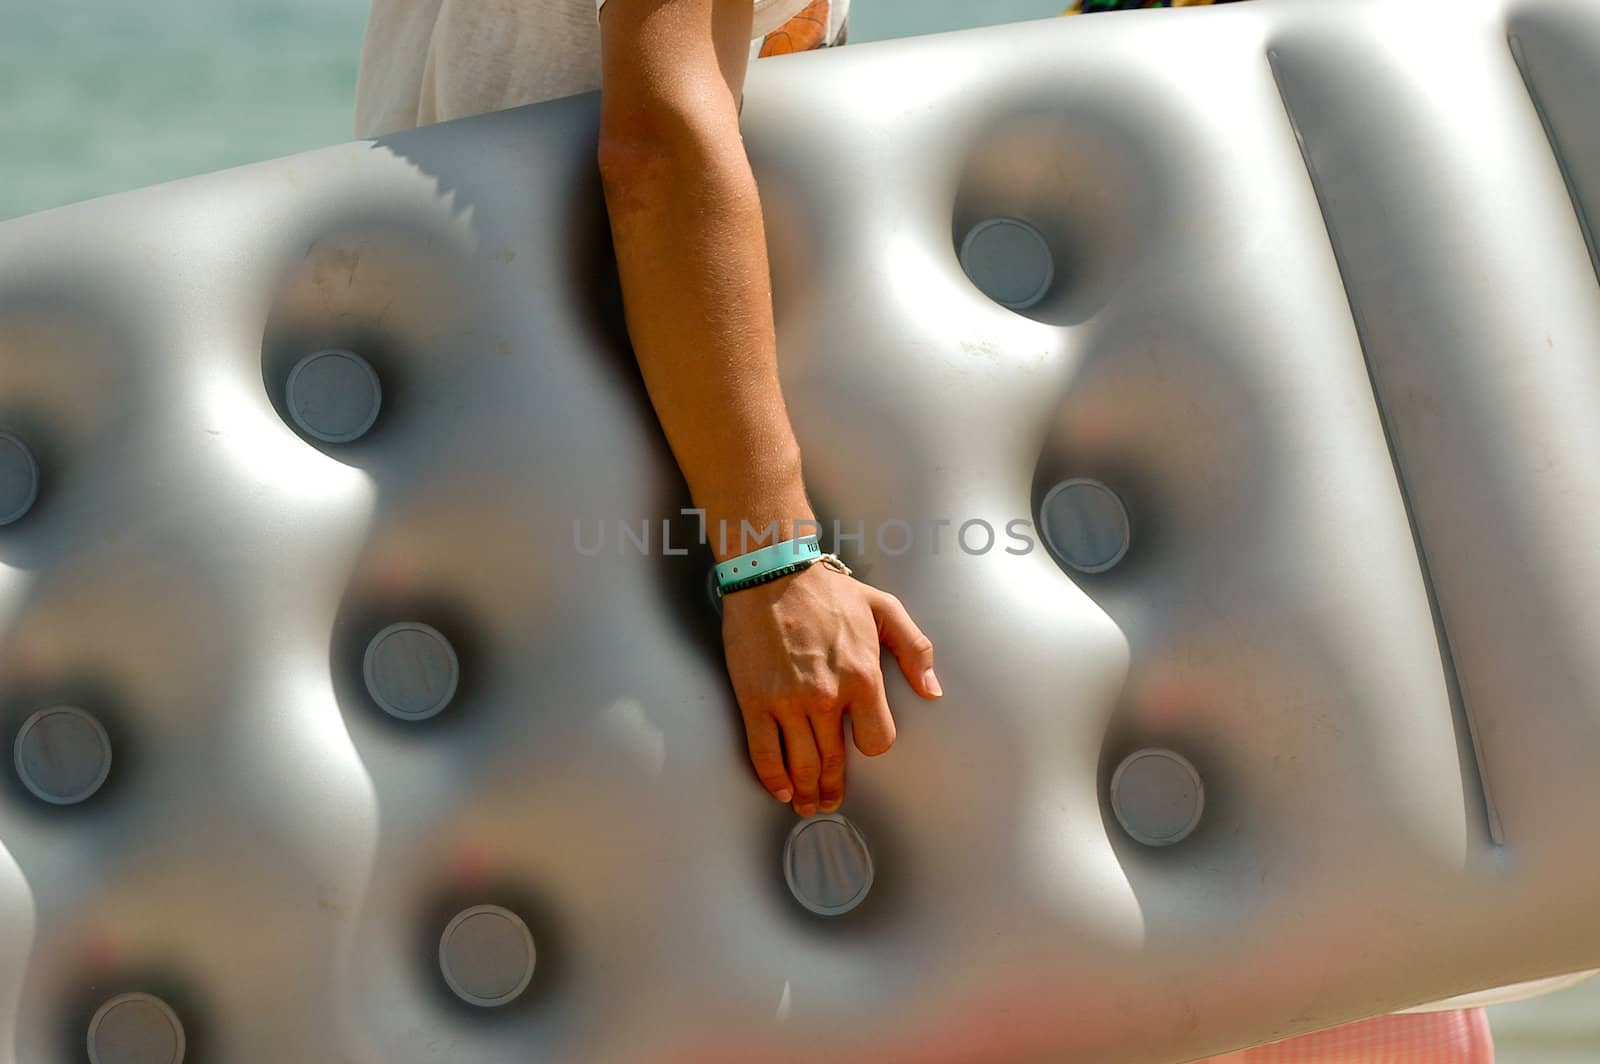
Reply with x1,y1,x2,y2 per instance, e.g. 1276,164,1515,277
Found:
721,562,942,817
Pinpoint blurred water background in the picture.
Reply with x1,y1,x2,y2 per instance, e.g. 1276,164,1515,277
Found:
0,0,1063,220
0,0,1596,1059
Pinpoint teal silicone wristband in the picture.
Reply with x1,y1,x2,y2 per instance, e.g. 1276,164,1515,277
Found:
715,535,823,595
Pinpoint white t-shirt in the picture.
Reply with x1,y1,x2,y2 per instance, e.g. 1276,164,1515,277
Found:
354,0,846,138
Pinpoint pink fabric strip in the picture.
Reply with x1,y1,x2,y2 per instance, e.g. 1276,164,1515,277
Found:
1199,1008,1494,1064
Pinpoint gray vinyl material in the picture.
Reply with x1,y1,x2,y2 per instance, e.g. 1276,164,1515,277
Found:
437,904,537,1008
85,993,185,1064
12,707,112,807
1110,749,1205,848
1,0,1598,1059
362,621,460,721
0,434,38,527
783,813,876,917
1039,478,1132,574
285,349,384,444
959,218,1056,310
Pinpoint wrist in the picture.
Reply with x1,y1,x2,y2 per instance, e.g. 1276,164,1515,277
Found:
695,455,815,562
703,506,820,562
714,533,821,594
714,537,852,597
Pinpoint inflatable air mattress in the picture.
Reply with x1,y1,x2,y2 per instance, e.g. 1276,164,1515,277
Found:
1,0,1598,1059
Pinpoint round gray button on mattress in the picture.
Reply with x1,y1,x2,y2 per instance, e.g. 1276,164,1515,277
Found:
286,349,382,444
0,431,40,526
363,622,460,721
784,814,875,917
87,992,186,1064
14,706,112,806
439,905,537,1008
959,217,1055,310
1111,748,1205,847
1040,478,1131,575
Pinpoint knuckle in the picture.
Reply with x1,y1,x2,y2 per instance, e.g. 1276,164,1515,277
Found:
820,752,847,775
802,678,840,708
909,633,934,656
769,699,808,724
842,654,880,684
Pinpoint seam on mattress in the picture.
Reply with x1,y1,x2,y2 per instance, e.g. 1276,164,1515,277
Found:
1265,47,1505,848
1508,32,1600,292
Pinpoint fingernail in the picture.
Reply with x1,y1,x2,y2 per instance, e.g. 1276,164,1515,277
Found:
796,803,817,817
923,668,943,697
776,788,793,803
821,800,841,813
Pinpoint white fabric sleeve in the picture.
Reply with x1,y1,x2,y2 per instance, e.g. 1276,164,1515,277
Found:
595,0,811,39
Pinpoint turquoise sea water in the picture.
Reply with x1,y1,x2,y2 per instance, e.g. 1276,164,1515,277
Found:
0,0,1062,221
1492,981,1600,1064
2,1,1598,1059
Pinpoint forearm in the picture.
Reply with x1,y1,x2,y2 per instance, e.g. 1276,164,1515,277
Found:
593,0,937,821
599,97,812,560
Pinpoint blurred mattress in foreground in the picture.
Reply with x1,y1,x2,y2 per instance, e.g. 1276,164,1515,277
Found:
1,0,1599,1060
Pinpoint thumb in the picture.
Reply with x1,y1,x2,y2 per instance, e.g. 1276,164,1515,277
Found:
869,588,941,699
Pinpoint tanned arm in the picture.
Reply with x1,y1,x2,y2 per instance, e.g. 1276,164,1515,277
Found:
597,0,941,817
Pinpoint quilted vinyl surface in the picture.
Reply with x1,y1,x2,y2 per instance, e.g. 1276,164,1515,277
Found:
1,0,1598,1059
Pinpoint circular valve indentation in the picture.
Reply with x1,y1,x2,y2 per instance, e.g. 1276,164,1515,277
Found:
285,349,382,444
363,622,459,721
1040,478,1131,575
439,904,537,1008
14,706,112,805
0,431,41,526
87,992,186,1064
784,813,874,917
959,217,1055,311
1110,748,1205,847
